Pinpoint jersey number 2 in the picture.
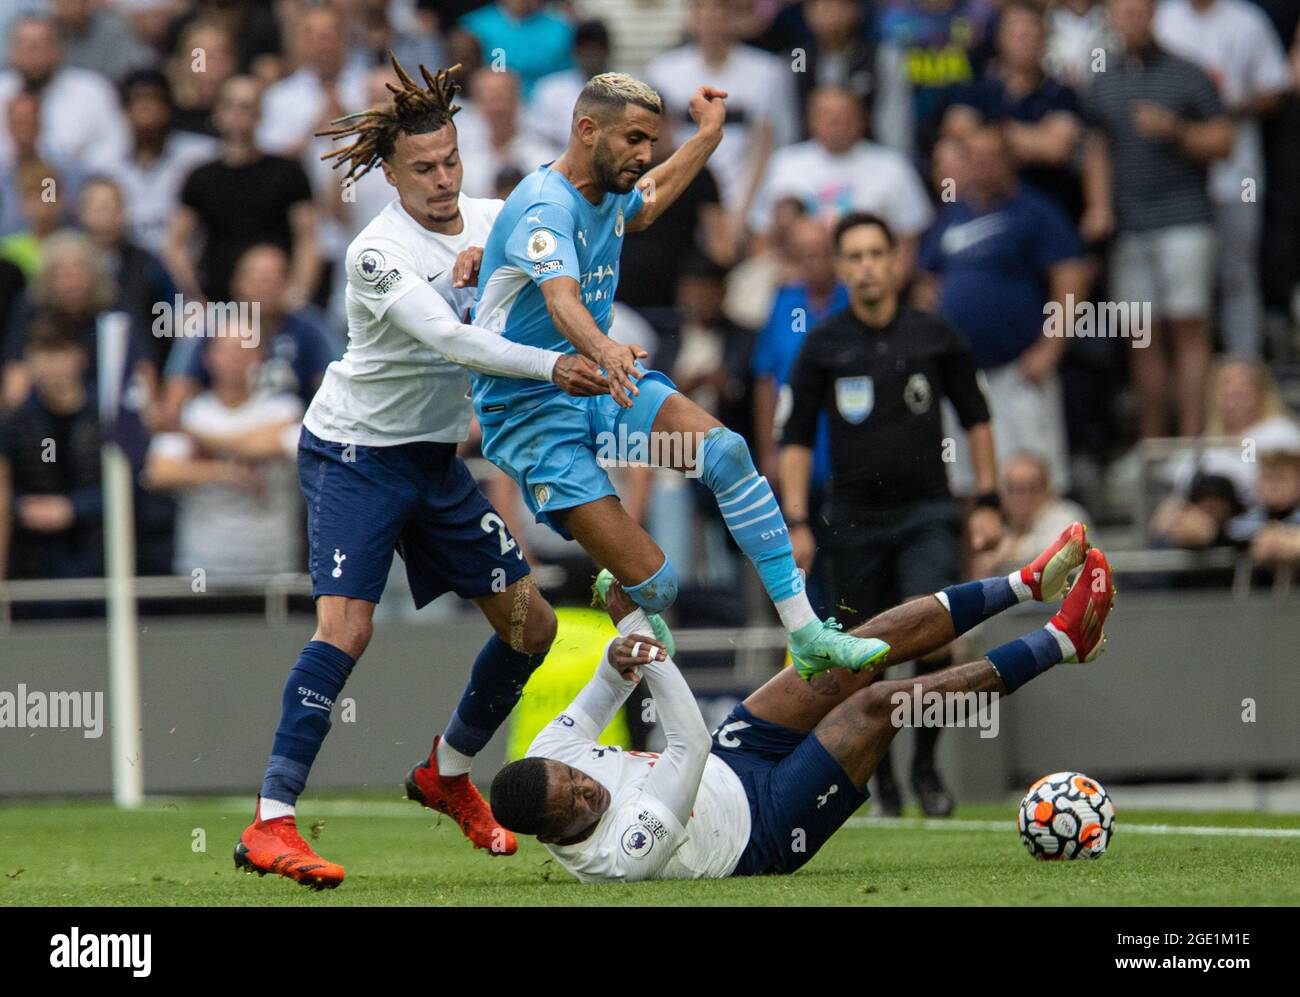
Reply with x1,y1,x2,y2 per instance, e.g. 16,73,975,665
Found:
480,512,523,559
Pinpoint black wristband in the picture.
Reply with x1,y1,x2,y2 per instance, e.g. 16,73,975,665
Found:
974,491,1002,511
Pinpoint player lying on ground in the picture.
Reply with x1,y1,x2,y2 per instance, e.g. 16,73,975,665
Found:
468,72,888,678
490,524,1112,880
235,57,609,889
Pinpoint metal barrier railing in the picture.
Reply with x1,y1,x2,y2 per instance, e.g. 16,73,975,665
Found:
0,564,568,629
1,548,1291,632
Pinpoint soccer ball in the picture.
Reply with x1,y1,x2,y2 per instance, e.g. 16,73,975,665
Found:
1017,771,1115,860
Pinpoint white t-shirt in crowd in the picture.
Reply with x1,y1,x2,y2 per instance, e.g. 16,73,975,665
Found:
1155,0,1291,202
0,66,129,172
102,131,219,254
150,389,303,577
747,138,934,237
1045,5,1117,92
527,68,586,151
303,194,504,446
255,65,370,156
457,126,559,199
646,43,798,211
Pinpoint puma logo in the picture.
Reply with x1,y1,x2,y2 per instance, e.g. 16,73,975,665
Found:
332,549,347,578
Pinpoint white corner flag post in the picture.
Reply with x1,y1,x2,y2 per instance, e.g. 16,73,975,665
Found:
98,311,144,808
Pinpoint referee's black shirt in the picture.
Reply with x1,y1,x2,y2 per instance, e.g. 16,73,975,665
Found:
782,304,990,508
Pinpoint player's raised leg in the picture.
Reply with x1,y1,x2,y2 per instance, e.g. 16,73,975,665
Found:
405,575,556,855
554,495,682,641
645,390,891,677
742,521,1091,733
814,546,1114,790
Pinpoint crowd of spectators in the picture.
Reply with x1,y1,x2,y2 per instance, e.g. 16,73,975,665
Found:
1,0,1299,612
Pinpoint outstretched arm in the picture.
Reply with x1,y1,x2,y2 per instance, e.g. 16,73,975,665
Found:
560,635,666,740
388,280,559,380
348,236,605,393
627,86,727,232
538,277,646,406
635,643,712,827
551,632,710,831
602,635,713,881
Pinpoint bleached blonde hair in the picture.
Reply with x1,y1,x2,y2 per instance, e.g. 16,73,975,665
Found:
573,72,663,128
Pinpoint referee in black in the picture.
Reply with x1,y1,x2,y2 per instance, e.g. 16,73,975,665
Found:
780,212,1002,817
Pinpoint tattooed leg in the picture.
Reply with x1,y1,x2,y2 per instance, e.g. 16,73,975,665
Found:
742,594,956,733
813,659,1007,790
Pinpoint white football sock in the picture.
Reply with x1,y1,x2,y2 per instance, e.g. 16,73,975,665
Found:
1044,621,1078,661
775,590,818,634
435,735,474,777
260,797,295,821
1007,569,1035,603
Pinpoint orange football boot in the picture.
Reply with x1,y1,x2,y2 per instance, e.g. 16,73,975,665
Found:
406,736,517,855
1018,521,1089,602
234,798,345,890
1047,547,1115,663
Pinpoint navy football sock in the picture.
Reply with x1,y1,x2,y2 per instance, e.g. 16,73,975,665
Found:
936,577,1021,638
985,630,1064,694
260,640,355,806
442,635,545,756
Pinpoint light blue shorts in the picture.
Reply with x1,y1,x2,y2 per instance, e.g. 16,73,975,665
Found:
477,369,677,540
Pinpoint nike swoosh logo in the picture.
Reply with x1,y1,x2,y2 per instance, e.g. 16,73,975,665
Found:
301,698,331,711
426,270,447,284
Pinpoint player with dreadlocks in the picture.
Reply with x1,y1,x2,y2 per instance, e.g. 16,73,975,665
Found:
234,56,607,889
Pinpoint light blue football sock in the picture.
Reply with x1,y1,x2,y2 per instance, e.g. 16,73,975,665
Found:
698,427,815,630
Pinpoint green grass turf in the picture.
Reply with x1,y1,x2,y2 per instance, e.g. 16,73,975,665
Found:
1,796,1297,906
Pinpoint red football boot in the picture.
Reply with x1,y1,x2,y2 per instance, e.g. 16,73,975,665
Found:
1047,547,1115,663
234,798,345,890
406,737,517,855
1017,521,1089,602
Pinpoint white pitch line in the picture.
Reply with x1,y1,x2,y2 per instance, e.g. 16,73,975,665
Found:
846,816,1300,839
200,797,430,818
188,799,1300,838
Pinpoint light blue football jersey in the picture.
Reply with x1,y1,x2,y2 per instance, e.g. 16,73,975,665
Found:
471,165,644,411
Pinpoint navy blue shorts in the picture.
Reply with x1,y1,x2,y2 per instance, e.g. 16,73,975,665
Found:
298,427,530,608
711,703,868,876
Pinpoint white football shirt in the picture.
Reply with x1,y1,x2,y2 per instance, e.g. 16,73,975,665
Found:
304,194,504,446
528,719,752,882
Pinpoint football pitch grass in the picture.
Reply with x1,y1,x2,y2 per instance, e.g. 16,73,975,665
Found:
2,794,1298,906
